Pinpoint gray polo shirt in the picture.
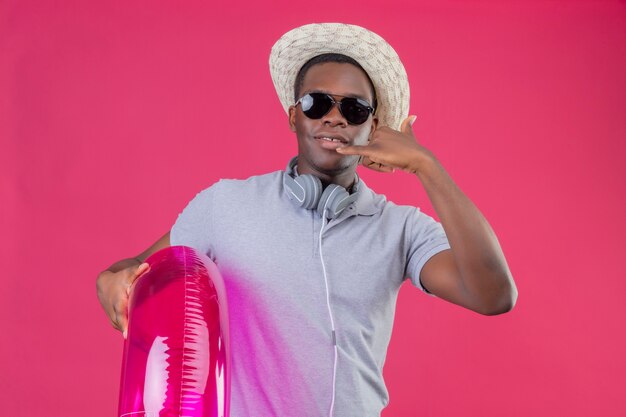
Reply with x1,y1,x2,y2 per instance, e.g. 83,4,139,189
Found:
170,169,450,417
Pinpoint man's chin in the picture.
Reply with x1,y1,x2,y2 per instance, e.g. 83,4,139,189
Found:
310,154,358,177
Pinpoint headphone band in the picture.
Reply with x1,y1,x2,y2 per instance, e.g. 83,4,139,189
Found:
283,157,358,219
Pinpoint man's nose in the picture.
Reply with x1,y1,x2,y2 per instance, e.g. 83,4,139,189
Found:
322,103,347,127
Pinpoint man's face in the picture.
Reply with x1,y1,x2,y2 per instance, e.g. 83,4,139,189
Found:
289,62,378,181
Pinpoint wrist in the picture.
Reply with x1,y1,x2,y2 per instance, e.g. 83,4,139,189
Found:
407,149,439,177
106,257,142,274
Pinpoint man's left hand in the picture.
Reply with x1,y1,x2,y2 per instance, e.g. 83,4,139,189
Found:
336,115,434,174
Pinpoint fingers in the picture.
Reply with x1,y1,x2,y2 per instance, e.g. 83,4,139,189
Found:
118,263,150,337
113,297,129,338
335,144,370,156
336,146,394,173
337,119,419,173
101,262,151,338
364,163,394,173
361,156,395,173
108,276,130,337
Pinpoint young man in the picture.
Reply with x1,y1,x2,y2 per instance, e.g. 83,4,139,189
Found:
98,23,517,416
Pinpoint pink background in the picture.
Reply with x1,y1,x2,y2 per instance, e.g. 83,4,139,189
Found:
1,1,625,416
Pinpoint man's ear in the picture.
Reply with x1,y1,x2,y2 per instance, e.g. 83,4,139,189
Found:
369,116,379,138
288,106,297,132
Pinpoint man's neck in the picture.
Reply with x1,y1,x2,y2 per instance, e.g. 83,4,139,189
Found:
295,163,358,191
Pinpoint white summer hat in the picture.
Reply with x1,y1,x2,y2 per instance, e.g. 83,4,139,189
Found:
269,23,410,130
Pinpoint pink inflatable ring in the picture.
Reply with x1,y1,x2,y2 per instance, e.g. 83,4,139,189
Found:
118,246,230,417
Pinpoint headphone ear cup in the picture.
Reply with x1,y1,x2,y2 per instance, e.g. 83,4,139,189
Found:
317,184,355,219
294,174,322,210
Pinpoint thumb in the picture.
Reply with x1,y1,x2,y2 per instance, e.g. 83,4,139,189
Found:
125,262,150,296
400,115,417,136
135,262,150,278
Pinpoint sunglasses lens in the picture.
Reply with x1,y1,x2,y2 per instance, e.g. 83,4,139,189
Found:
341,98,371,125
300,93,333,119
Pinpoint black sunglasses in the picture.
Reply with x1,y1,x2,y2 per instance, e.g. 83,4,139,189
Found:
295,93,375,125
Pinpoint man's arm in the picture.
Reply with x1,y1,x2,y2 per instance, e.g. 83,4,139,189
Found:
96,232,170,336
415,160,516,315
336,116,517,315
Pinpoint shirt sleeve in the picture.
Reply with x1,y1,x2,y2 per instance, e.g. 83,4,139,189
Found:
170,184,216,260
404,209,451,296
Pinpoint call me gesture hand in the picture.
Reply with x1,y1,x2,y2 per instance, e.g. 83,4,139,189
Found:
338,116,518,315
336,115,430,174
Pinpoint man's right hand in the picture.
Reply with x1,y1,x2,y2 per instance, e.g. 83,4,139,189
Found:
96,232,170,337
97,261,150,338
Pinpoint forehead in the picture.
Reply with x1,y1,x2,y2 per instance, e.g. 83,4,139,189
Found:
300,62,374,102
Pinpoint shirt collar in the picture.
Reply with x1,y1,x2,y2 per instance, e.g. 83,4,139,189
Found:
351,176,380,216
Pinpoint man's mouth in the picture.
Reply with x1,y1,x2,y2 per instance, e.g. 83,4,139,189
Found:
314,135,349,144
